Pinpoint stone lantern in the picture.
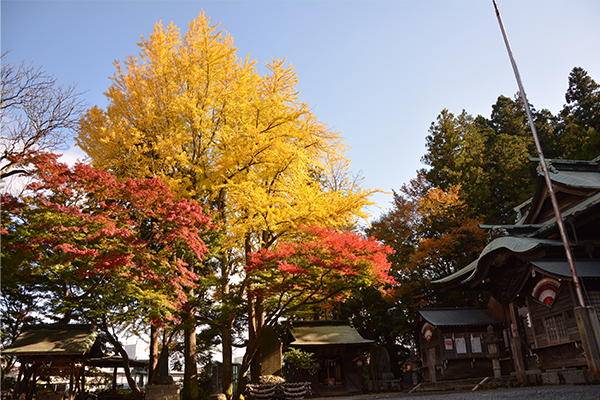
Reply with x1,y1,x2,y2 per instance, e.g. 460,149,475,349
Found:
146,346,180,400
484,325,502,379
407,350,420,386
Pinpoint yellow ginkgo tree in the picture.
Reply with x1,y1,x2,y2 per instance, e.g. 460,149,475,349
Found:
77,12,376,399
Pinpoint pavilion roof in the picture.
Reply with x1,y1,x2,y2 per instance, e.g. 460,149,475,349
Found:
288,321,374,346
3,324,98,357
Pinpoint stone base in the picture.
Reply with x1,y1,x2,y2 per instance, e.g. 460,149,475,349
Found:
541,372,560,385
562,369,590,384
145,384,180,400
541,370,590,385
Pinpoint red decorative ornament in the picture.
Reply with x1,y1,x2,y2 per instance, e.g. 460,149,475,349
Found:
532,278,560,306
421,322,435,341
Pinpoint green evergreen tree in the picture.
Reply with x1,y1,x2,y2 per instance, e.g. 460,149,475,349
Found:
557,67,600,159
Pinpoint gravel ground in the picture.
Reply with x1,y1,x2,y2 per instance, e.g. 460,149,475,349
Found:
315,385,600,400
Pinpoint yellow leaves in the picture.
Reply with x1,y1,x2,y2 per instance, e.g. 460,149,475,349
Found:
77,11,374,261
418,184,465,223
263,58,300,103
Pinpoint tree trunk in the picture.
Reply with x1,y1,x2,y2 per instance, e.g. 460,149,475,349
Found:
222,318,234,398
247,233,264,384
214,194,234,398
182,282,199,400
149,324,159,385
233,324,265,400
182,321,199,400
219,246,234,398
105,329,142,400
248,296,258,384
250,297,264,383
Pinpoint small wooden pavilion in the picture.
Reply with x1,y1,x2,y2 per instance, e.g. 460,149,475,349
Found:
284,320,373,396
85,356,149,396
3,324,102,400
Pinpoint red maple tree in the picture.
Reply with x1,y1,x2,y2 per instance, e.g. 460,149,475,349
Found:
1,151,215,397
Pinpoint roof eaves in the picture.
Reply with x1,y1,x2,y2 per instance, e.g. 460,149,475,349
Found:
531,191,600,237
416,308,505,327
433,237,564,288
432,259,478,285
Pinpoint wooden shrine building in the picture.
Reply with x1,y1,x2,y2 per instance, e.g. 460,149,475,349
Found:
284,320,373,396
431,156,600,383
413,308,506,382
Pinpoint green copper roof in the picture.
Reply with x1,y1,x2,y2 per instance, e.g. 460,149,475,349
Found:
433,260,478,284
3,325,98,356
289,322,373,346
432,237,564,285
479,237,562,259
532,191,600,236
550,169,600,189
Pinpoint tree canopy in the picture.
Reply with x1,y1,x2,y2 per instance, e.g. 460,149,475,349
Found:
76,12,376,398
1,150,215,398
558,67,600,159
247,225,393,319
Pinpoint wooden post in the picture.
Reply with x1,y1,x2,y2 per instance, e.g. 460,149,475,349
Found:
508,303,527,384
12,364,25,400
79,364,86,400
112,368,118,395
26,364,38,400
69,362,75,400
427,348,436,384
486,326,502,379
574,307,600,382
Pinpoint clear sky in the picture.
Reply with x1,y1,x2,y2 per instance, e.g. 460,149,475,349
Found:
2,0,599,222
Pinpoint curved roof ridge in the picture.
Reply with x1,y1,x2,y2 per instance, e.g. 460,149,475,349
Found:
432,237,564,286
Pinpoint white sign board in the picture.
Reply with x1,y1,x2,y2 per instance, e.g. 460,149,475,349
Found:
445,338,453,351
455,337,467,354
471,336,482,353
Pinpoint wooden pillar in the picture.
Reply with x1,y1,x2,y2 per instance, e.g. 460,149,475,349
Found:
508,303,527,384
79,363,86,400
427,348,436,384
69,362,75,400
574,306,600,382
12,364,25,400
26,364,38,400
112,368,118,395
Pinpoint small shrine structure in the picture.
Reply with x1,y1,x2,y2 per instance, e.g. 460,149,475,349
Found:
284,320,373,396
413,308,506,382
3,324,102,400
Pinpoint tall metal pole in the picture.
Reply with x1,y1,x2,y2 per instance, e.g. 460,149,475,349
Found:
492,0,586,307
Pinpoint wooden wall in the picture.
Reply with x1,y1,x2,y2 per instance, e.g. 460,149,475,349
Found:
527,280,580,349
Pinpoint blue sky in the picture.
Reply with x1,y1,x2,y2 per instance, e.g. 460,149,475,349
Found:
3,0,600,222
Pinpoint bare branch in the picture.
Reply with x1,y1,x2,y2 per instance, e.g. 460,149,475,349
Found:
1,51,87,180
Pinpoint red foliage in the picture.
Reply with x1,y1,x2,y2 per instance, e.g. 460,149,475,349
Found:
1,151,215,318
247,225,394,304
